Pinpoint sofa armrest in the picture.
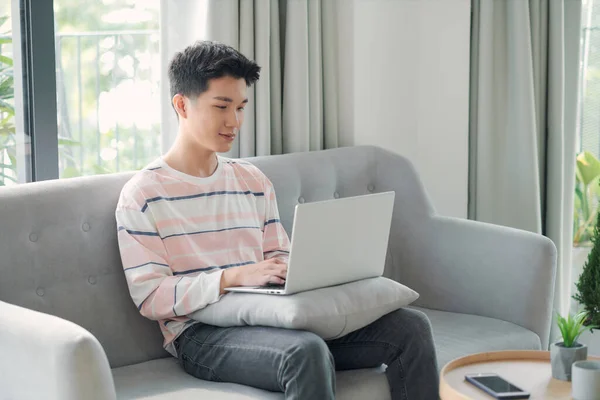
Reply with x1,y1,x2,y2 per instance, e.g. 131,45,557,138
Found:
0,301,116,400
390,216,557,350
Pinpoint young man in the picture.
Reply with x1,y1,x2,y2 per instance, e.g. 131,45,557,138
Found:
116,41,439,399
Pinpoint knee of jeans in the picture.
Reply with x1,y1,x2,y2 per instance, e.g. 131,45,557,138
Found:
394,309,434,340
285,332,333,367
412,310,434,333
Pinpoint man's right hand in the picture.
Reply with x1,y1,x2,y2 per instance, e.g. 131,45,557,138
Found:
220,258,287,294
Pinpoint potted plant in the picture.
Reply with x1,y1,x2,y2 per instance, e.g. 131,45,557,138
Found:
572,152,600,316
551,311,595,381
573,199,600,356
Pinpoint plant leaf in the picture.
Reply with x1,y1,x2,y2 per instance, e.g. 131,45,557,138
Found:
0,98,15,115
557,313,569,345
577,151,600,186
575,186,584,211
0,77,15,100
569,321,579,345
0,125,15,136
0,55,13,67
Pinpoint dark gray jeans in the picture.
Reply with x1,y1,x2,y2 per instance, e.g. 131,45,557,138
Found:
174,308,439,399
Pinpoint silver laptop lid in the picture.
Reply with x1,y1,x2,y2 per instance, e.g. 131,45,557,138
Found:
284,191,395,295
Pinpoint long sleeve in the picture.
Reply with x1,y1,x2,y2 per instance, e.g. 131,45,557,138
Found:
115,159,289,354
262,178,291,262
116,204,223,321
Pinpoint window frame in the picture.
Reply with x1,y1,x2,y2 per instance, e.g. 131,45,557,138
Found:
12,0,59,182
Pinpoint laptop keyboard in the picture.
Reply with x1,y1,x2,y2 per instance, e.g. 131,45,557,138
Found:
259,282,285,290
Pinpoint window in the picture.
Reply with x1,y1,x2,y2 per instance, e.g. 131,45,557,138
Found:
579,0,600,155
0,1,27,186
573,0,600,312
54,0,161,178
0,0,161,186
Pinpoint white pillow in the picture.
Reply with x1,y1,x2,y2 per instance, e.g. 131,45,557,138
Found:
189,277,419,340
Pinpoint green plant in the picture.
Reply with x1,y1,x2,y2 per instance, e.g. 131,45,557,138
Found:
574,209,600,329
574,151,600,246
556,310,597,347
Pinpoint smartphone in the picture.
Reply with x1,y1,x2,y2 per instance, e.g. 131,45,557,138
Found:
465,373,530,399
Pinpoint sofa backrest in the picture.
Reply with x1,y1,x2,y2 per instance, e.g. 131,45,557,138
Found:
0,145,433,368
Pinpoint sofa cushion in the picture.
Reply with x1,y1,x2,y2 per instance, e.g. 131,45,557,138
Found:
112,357,391,400
413,306,542,369
190,277,419,340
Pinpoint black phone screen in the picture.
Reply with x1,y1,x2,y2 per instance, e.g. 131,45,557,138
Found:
471,376,524,393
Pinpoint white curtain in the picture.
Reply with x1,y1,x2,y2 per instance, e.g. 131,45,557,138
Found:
160,0,340,158
469,0,582,339
159,0,209,154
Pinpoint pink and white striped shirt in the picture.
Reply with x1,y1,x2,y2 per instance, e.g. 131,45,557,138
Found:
115,156,290,356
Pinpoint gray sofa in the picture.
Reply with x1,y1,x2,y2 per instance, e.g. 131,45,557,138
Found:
0,145,556,400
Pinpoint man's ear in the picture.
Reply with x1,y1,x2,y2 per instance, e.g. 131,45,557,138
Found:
172,94,187,119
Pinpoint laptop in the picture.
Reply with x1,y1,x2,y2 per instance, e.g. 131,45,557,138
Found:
225,191,395,295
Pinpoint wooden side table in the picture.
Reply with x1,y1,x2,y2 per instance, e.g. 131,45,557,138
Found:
440,350,600,399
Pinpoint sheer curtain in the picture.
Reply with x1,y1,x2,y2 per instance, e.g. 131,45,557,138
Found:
469,0,582,342
160,0,340,158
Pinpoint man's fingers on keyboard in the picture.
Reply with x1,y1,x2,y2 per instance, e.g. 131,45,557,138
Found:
275,266,287,275
266,263,286,271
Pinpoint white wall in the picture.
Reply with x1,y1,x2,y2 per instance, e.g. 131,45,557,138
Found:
337,0,471,218
161,0,471,218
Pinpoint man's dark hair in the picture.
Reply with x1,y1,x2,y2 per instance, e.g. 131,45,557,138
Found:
168,41,261,101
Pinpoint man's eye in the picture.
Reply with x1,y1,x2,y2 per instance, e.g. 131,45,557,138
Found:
215,105,227,109
237,107,245,111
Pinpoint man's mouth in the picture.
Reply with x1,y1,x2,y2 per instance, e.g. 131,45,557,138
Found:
219,133,236,141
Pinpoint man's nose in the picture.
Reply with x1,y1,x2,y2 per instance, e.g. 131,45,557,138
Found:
225,109,241,129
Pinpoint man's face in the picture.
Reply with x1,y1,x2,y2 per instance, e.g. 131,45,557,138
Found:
178,75,248,153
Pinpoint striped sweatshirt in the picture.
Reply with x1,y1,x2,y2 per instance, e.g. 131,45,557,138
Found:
115,155,291,356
